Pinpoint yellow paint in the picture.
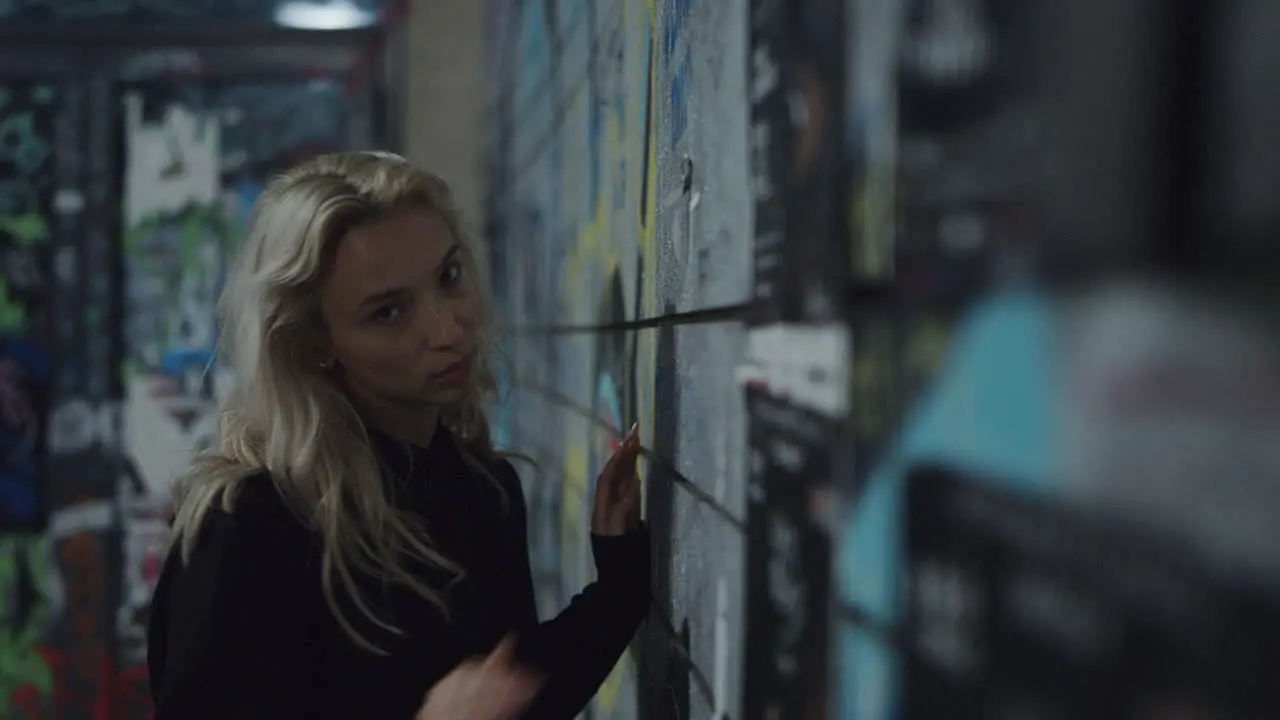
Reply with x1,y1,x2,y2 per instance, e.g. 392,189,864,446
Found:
563,0,662,715
636,0,660,517
560,439,590,583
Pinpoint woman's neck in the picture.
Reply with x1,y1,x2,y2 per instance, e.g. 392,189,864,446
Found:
346,389,441,449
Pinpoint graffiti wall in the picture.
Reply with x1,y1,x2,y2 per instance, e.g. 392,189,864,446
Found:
488,0,752,717
117,77,348,667
0,79,57,535
488,0,1045,718
0,77,60,720
0,54,355,717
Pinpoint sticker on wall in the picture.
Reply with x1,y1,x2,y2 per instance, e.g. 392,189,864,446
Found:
738,323,851,419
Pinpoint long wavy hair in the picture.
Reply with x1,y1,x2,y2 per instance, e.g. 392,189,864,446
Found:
170,151,504,654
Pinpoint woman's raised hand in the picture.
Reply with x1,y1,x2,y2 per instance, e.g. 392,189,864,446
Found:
591,423,643,537
416,636,543,720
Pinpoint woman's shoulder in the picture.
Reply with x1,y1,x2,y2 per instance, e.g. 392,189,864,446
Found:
178,470,318,573
152,471,326,656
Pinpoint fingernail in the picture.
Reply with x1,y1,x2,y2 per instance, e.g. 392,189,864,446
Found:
629,422,639,436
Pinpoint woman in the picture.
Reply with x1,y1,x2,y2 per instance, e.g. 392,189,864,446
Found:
147,151,651,720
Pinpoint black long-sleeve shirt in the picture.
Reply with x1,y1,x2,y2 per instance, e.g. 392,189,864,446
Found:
147,425,650,720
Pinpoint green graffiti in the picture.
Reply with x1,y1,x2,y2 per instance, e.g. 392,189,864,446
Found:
0,281,24,333
124,201,226,263
0,214,49,246
0,535,54,715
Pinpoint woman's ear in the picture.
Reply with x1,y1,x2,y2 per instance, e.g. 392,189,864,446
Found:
303,319,335,371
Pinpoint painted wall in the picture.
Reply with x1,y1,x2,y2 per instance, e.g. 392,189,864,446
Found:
0,57,357,717
115,78,350,670
486,0,1039,718
486,0,752,717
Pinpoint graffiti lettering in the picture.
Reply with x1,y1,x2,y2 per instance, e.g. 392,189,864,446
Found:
47,399,120,454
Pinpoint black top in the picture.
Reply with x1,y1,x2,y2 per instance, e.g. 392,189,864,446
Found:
147,426,650,720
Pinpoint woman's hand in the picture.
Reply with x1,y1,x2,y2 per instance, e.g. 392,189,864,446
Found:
591,423,643,536
417,636,542,720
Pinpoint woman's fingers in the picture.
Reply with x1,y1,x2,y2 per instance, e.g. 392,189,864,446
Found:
599,425,640,489
469,637,544,719
481,634,519,671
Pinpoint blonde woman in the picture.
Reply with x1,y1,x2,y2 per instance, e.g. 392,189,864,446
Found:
146,152,650,720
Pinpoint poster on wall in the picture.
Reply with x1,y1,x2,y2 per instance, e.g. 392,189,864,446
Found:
0,78,58,534
847,0,1040,295
742,389,836,720
902,465,1280,719
837,2,1048,719
116,75,348,666
745,0,846,715
747,0,792,322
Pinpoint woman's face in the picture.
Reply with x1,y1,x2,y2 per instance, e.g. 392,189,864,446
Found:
318,209,480,409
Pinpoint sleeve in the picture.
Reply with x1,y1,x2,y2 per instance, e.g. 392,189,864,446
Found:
148,500,327,720
497,461,652,720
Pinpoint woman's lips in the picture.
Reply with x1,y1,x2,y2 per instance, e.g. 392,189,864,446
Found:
432,356,472,383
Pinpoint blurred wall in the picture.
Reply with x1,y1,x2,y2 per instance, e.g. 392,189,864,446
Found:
402,0,487,230
484,0,1039,718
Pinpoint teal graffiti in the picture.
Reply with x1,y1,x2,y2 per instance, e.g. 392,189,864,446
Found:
0,111,52,179
0,534,54,716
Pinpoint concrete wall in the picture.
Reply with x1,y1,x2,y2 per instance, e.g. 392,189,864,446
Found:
485,0,752,717
401,0,488,232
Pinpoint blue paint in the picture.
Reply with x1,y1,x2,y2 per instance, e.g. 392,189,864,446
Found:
231,177,265,231
519,1,552,105
836,289,1062,719
664,0,692,149
587,55,605,214
491,337,515,450
0,337,49,529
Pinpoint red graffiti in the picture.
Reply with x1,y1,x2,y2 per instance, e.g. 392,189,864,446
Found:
9,647,65,719
8,649,152,719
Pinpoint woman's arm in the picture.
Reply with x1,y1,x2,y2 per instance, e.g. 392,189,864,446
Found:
148,493,327,720
497,461,651,720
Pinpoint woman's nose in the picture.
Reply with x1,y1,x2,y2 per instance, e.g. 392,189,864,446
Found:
422,305,465,350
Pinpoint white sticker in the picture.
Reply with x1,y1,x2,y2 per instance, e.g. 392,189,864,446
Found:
53,189,85,215
738,323,851,417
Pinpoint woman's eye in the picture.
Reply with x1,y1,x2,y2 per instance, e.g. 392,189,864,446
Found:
371,305,401,324
441,262,463,287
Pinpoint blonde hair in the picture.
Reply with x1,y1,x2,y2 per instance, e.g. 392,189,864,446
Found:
170,151,503,653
